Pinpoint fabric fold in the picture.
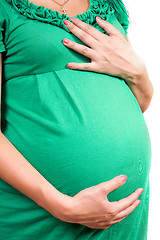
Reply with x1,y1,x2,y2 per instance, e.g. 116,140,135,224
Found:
5,0,116,33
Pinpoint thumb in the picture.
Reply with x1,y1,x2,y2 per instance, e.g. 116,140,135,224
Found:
101,175,127,195
96,16,121,36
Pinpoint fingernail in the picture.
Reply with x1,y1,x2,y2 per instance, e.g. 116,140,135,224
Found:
137,200,141,205
70,17,75,20
64,20,70,25
140,188,144,194
67,63,73,68
121,175,128,183
63,38,69,44
96,16,102,20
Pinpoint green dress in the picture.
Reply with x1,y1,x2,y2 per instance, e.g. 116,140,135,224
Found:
0,0,151,239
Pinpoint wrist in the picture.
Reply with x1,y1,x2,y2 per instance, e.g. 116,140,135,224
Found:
125,63,153,112
132,65,153,98
137,73,153,112
38,181,74,222
124,58,147,85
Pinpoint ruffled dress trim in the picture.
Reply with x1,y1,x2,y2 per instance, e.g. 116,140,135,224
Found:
5,0,116,33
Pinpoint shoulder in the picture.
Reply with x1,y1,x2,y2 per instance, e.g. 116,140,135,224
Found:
107,0,130,34
0,0,12,20
0,0,11,43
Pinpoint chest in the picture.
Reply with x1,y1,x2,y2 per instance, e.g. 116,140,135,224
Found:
4,3,126,74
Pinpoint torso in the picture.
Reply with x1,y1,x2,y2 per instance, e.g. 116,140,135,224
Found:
0,0,151,239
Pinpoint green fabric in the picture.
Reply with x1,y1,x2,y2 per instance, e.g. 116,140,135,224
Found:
0,0,8,53
0,0,151,239
107,0,130,34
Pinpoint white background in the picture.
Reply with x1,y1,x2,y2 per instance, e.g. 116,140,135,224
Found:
124,0,160,239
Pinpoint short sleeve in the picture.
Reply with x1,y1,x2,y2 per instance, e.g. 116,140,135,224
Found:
118,10,130,35
119,17,129,35
0,19,6,53
107,0,130,34
0,0,10,53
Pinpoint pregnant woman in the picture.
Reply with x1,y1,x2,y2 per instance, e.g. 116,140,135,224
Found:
0,0,153,239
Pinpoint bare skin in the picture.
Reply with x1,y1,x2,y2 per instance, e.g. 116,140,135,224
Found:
28,0,90,17
29,0,153,112
0,0,148,230
62,17,153,113
0,115,143,229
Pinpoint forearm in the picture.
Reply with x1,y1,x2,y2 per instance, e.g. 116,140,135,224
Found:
0,132,71,220
124,64,153,113
124,36,153,112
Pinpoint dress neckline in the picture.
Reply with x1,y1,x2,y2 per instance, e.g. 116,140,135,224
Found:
5,0,115,33
27,0,92,19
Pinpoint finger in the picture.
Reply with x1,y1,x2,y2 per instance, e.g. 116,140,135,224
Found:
96,201,140,227
100,175,128,195
63,20,97,48
115,188,144,212
66,62,95,71
83,223,112,230
98,217,125,227
70,17,109,41
63,38,95,59
84,223,112,229
96,16,122,36
97,224,112,229
109,216,125,225
114,199,141,220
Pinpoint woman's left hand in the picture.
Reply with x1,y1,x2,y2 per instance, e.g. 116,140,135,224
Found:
63,16,153,112
63,16,143,83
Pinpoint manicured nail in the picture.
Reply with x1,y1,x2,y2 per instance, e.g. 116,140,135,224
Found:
67,63,73,68
140,188,144,193
121,175,128,183
64,20,70,25
63,38,69,44
137,200,141,205
70,17,75,20
96,16,102,20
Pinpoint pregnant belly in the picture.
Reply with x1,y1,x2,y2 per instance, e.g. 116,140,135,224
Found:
1,70,151,201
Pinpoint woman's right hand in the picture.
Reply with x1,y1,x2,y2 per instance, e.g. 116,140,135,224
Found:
61,175,143,229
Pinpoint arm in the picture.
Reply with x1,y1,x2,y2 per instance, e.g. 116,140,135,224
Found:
0,53,72,222
124,35,154,113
